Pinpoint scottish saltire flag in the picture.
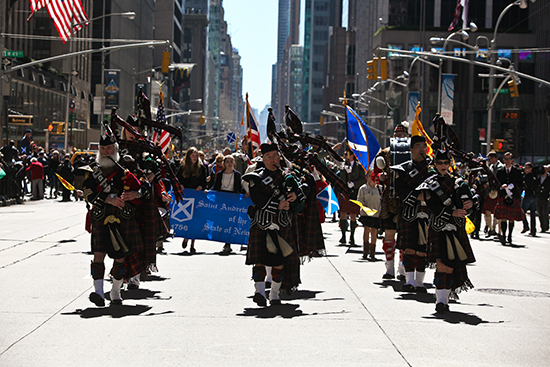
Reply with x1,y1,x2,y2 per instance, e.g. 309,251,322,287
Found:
316,185,339,215
226,132,236,144
346,105,381,171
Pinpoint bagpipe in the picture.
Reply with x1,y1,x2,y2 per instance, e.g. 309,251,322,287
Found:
108,109,184,203
265,106,351,200
431,113,500,191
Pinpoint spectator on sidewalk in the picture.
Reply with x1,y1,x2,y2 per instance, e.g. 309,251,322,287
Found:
537,165,550,233
57,155,74,202
521,162,539,236
48,150,61,199
26,157,44,200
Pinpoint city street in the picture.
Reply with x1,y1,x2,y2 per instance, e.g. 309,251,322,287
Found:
1,198,549,366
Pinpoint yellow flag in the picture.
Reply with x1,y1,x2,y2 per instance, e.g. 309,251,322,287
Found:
465,216,475,234
350,200,378,216
56,173,75,191
411,102,433,157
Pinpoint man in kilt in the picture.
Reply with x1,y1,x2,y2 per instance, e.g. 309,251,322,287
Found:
374,123,409,280
337,150,366,246
494,152,525,245
394,135,431,293
242,143,305,306
419,148,477,313
482,151,503,238
82,133,145,306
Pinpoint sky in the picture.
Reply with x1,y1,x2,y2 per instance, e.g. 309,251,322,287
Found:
222,1,279,112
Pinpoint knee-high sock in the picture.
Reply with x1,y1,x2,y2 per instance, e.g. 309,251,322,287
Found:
110,278,123,301
501,220,508,237
508,221,515,237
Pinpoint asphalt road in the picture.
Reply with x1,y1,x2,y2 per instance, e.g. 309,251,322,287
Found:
1,198,549,366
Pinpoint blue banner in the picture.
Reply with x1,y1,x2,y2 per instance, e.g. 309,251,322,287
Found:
346,105,381,171
169,189,253,245
441,74,455,125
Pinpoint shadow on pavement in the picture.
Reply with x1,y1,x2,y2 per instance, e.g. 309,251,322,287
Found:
237,303,306,319
280,289,330,301
142,275,169,282
396,292,435,304
61,304,153,319
423,311,493,326
122,288,172,301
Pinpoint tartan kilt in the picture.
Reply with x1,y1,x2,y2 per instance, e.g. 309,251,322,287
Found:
297,194,325,257
482,196,498,212
123,252,146,279
337,193,360,215
380,215,398,230
396,217,428,252
449,264,474,298
494,197,525,221
91,206,144,259
135,198,167,266
427,227,475,266
245,224,293,266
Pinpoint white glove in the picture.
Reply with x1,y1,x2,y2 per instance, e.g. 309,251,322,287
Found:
505,186,514,197
348,182,355,188
376,156,386,170
344,166,352,174
312,167,320,181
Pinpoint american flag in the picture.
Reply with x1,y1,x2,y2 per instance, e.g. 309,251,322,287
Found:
28,0,89,43
152,92,171,155
448,0,468,31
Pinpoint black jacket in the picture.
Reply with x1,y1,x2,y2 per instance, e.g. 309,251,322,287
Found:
523,172,539,198
496,165,523,199
212,169,243,194
538,174,550,200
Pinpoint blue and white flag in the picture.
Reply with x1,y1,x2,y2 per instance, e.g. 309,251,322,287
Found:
316,185,339,215
346,105,381,171
170,189,253,245
226,132,236,144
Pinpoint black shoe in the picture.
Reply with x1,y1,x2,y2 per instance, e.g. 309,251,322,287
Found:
529,232,537,237
396,274,406,281
339,236,346,244
270,299,282,305
89,292,105,307
253,292,267,307
127,284,139,290
382,273,395,280
507,236,512,244
182,239,188,249
110,299,123,306
488,230,497,237
401,284,416,292
435,302,447,313
499,235,506,246
521,227,529,234
416,286,427,294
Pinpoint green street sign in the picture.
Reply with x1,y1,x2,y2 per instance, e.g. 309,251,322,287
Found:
2,50,24,58
69,112,76,123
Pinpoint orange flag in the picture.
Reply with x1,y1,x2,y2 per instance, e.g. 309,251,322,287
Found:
411,102,433,157
56,173,75,191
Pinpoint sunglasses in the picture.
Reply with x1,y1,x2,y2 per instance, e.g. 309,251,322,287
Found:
435,160,450,165
504,158,512,160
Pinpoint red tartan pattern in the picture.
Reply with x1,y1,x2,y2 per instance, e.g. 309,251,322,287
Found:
494,197,525,221
482,196,498,212
337,193,360,215
296,190,325,257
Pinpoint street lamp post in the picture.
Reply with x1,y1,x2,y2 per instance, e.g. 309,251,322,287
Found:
486,0,536,154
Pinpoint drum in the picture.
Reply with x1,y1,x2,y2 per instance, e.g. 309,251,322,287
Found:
390,137,411,166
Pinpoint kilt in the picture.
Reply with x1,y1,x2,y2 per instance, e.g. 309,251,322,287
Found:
427,227,475,266
448,265,474,300
337,193,360,215
482,196,498,212
396,216,429,252
297,193,325,257
123,252,145,279
91,205,144,259
135,197,167,266
494,197,525,221
380,215,397,230
359,215,381,229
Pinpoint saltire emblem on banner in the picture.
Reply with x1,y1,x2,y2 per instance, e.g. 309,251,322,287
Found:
226,132,236,144
316,185,339,215
346,105,381,171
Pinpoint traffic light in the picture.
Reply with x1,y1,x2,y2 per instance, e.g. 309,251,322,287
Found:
57,122,65,134
320,115,324,126
379,57,388,80
48,124,53,132
493,139,508,152
161,51,170,73
508,80,519,98
367,58,378,80
199,115,205,125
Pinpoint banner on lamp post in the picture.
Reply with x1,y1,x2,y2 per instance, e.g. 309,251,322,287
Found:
104,69,120,108
440,74,455,125
408,92,420,132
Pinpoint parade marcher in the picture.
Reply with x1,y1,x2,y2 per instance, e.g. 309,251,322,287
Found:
521,162,539,236
0,140,19,165
26,157,44,200
83,132,145,306
357,170,382,261
482,151,503,237
231,140,250,175
72,154,88,201
494,152,525,245
337,150,366,246
37,151,49,198
394,135,431,293
211,154,245,254
419,148,477,313
176,146,207,254
537,165,550,233
242,143,305,306
374,123,410,280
